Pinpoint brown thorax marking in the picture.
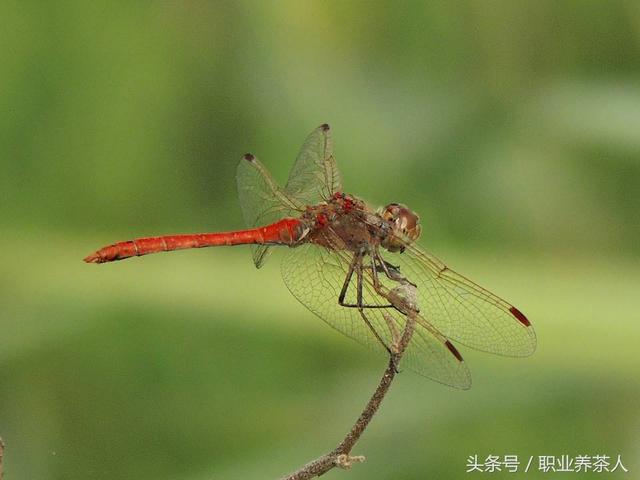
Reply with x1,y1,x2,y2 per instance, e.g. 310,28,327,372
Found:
301,193,383,253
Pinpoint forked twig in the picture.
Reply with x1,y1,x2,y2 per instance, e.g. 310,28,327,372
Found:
280,310,416,480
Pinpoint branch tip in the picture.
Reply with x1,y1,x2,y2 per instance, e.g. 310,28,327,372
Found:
335,454,365,469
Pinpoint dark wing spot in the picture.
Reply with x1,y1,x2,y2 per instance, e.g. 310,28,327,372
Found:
243,153,255,161
445,340,464,362
320,123,330,131
509,307,531,327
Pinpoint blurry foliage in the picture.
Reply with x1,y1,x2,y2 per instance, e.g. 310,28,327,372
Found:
1,1,639,479
1,1,639,253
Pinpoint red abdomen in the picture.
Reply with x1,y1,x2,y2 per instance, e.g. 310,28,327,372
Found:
84,218,302,264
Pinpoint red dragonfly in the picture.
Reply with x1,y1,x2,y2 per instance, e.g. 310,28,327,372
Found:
85,124,536,388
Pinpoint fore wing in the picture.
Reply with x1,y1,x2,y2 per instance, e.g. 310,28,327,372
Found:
385,244,537,357
284,124,342,204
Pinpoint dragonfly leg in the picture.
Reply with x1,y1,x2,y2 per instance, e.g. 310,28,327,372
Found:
357,308,393,357
337,251,402,370
373,252,416,287
370,252,386,289
338,253,358,306
354,255,393,356
372,249,420,314
338,252,394,309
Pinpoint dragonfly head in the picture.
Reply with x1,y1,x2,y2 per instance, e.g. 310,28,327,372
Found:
379,203,422,253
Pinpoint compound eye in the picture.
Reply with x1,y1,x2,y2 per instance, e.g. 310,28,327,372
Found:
380,203,422,252
393,206,421,244
381,203,401,222
396,207,419,233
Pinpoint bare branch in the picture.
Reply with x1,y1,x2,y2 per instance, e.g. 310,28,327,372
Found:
280,311,416,480
0,437,5,480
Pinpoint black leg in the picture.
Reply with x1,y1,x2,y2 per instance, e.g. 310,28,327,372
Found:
339,252,394,309
355,259,392,355
338,253,359,306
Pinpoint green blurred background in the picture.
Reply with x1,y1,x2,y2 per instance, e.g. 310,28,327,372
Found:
1,1,639,479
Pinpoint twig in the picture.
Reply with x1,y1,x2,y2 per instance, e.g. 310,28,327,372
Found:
280,311,416,480
0,437,5,480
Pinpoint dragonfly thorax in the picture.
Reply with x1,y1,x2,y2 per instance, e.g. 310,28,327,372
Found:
301,193,379,253
300,194,421,256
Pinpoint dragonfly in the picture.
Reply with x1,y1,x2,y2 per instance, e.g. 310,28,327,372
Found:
85,124,536,389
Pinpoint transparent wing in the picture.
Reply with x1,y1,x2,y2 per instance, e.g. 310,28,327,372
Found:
284,124,342,204
236,124,341,268
236,154,302,268
381,243,537,357
281,241,471,389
